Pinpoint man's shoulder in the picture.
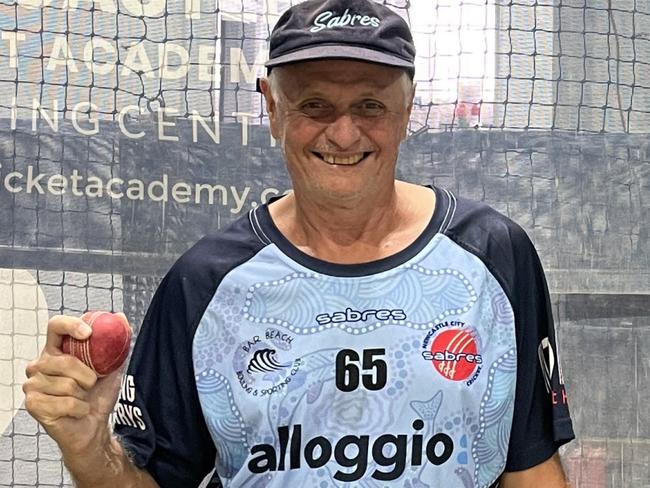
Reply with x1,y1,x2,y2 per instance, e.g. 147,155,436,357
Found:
443,192,533,256
440,191,540,299
167,211,270,288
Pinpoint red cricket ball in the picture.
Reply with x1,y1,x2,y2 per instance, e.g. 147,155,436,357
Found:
62,311,132,377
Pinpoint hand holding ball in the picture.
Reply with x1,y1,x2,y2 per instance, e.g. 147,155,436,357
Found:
62,312,132,376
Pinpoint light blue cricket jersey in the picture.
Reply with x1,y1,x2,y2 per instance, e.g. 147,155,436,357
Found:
115,186,574,488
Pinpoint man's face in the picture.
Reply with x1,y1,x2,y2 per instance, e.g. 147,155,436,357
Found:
262,60,414,201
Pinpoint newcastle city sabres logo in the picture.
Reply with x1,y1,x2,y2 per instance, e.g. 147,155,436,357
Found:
421,322,483,387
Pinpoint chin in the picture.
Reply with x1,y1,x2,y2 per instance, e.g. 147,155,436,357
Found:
290,163,392,202
314,181,370,202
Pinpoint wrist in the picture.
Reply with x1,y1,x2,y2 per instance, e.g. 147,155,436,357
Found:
61,429,127,487
59,421,113,460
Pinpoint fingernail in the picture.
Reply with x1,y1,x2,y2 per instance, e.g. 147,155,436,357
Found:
77,322,92,337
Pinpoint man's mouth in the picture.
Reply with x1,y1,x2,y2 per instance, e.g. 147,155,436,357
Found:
312,152,372,166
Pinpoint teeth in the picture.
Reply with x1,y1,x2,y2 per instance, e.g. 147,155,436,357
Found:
320,153,365,165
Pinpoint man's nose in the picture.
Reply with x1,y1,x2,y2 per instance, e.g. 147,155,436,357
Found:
323,114,362,151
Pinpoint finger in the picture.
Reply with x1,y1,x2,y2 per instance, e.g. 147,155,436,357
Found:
25,391,91,423
29,354,98,391
25,359,38,379
45,315,93,354
23,373,89,401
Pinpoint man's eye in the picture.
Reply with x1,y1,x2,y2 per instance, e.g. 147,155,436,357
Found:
357,101,385,116
300,102,332,117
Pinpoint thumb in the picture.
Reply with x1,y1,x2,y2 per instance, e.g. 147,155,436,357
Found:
94,368,125,415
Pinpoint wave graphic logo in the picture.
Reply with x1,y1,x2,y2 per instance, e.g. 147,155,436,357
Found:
247,348,287,374
236,329,302,397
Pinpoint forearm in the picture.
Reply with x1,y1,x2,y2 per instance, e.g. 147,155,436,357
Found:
499,453,569,488
62,431,158,488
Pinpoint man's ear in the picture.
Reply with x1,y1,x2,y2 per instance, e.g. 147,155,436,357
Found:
407,81,417,117
259,78,280,140
402,81,417,140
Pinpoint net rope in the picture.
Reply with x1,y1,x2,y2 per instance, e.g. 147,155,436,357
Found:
0,0,649,486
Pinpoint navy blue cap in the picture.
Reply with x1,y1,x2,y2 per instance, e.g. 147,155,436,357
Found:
265,0,416,75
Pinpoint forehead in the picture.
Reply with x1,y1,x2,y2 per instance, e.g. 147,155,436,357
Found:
275,60,408,96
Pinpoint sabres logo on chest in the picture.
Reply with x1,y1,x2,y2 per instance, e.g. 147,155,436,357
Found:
421,322,483,386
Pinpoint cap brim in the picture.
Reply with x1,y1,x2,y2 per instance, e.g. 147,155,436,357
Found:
265,45,414,70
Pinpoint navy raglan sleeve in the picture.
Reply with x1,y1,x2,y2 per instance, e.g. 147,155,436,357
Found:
502,225,575,471
112,261,217,487
445,195,575,472
112,216,267,487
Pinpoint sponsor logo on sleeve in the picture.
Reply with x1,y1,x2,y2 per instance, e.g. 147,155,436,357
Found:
112,374,146,430
538,336,569,406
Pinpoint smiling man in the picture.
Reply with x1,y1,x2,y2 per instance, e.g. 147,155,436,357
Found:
24,0,574,487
